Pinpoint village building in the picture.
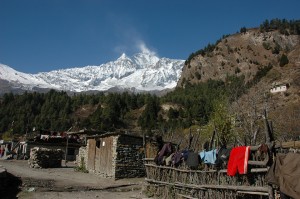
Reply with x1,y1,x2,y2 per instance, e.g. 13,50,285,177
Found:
78,132,145,179
270,82,290,93
0,130,84,162
24,140,82,161
0,140,12,159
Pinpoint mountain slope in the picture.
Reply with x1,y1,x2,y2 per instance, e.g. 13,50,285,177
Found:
0,52,184,93
177,28,300,87
177,25,300,140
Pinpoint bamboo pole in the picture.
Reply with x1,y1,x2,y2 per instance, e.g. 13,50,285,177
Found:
144,164,268,173
176,193,198,199
209,130,216,150
248,152,269,166
145,178,269,193
236,191,269,196
268,185,274,199
275,140,300,149
144,158,155,161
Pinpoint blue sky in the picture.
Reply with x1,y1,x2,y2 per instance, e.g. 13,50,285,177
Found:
1,0,300,73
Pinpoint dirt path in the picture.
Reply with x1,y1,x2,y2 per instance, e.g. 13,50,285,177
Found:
0,159,150,199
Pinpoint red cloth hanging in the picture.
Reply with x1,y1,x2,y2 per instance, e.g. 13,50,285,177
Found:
227,146,250,176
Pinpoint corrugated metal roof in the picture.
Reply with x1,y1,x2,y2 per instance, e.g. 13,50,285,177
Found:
86,131,142,139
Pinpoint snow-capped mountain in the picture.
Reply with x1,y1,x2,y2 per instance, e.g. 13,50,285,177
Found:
0,52,185,93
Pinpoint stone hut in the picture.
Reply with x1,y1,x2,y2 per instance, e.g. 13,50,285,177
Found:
21,141,82,161
83,132,145,179
28,147,64,168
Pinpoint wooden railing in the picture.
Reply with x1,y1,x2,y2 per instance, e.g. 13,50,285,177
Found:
143,145,272,199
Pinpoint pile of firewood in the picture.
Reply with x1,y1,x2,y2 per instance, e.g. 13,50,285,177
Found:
28,147,63,168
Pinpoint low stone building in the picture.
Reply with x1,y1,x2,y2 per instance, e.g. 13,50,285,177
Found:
20,141,82,161
28,147,64,168
79,132,145,179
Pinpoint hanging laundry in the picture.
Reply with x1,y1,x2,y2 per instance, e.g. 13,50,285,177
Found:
172,151,183,167
154,142,173,165
215,147,231,167
266,153,300,199
227,146,250,176
181,149,191,161
199,149,217,164
186,152,200,169
165,153,174,166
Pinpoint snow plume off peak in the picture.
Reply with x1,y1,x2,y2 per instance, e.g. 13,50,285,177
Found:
136,41,157,56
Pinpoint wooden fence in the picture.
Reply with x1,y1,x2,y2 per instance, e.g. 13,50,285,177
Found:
144,160,270,199
143,143,273,199
144,141,300,199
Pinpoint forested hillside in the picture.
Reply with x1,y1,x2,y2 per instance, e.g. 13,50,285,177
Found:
177,18,300,144
0,78,234,138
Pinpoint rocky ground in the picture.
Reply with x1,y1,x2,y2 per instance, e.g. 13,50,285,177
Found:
0,159,150,199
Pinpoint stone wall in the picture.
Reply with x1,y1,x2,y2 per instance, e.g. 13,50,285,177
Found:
111,136,118,179
26,142,80,161
76,146,87,169
28,147,63,168
115,135,145,179
85,134,146,179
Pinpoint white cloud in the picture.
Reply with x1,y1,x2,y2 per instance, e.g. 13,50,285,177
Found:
108,14,158,57
138,42,150,54
135,40,157,56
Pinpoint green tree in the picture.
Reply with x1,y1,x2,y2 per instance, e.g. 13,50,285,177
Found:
208,98,235,146
240,27,247,34
168,108,179,119
2,128,14,141
138,95,160,131
272,43,281,54
279,54,289,67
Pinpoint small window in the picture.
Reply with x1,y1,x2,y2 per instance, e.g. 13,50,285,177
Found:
96,140,101,148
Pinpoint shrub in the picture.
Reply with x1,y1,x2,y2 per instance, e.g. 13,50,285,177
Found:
240,27,247,34
263,42,271,50
235,67,241,74
74,157,88,173
195,71,201,80
272,43,281,54
279,54,289,67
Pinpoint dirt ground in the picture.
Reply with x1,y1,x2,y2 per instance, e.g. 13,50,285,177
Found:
0,159,151,199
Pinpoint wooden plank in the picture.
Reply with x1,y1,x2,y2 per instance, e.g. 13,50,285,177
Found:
144,158,155,161
248,152,269,166
175,181,269,192
144,164,268,173
237,191,269,196
97,136,113,177
275,140,300,149
145,178,269,193
87,139,96,170
95,140,100,173
176,193,198,199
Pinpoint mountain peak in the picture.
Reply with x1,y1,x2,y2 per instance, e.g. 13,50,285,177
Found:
0,54,185,93
118,53,128,60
